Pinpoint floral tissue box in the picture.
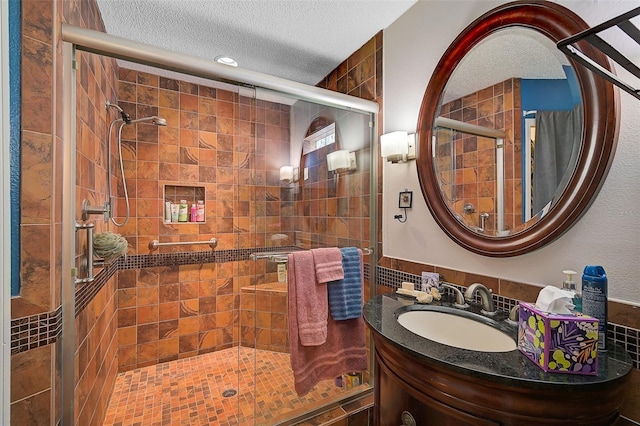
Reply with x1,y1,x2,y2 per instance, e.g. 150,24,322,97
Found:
518,302,599,375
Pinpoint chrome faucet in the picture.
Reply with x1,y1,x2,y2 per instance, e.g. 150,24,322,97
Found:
440,283,468,308
507,304,520,325
464,283,495,314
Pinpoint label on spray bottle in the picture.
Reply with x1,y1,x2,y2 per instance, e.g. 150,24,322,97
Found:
581,265,608,350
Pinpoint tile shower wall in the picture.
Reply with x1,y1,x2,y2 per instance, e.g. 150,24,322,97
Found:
240,283,289,353
314,32,383,256
113,39,382,369
114,69,291,255
12,0,120,425
438,78,523,233
114,70,292,370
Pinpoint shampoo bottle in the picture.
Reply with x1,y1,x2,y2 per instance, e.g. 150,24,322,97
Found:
582,265,608,350
190,203,197,222
178,200,188,222
164,201,172,222
196,200,205,222
561,269,582,313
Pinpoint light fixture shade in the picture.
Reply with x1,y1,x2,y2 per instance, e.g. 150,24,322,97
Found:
280,166,294,182
327,150,355,172
380,131,409,157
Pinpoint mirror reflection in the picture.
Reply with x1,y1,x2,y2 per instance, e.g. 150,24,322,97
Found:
433,28,582,236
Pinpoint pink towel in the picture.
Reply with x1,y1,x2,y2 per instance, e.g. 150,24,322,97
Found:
311,248,344,283
289,251,328,346
288,252,367,396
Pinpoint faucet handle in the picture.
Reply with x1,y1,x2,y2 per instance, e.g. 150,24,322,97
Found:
464,283,495,314
440,283,469,308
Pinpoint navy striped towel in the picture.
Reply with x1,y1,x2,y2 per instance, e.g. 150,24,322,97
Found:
327,247,363,320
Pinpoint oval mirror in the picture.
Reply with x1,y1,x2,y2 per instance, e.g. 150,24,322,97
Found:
417,1,618,257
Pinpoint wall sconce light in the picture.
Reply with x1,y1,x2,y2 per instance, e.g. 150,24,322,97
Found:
327,150,357,173
280,166,299,183
380,131,416,163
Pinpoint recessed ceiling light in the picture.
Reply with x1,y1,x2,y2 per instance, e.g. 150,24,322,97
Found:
215,56,238,67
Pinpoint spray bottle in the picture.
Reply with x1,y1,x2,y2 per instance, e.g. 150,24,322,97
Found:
582,265,608,350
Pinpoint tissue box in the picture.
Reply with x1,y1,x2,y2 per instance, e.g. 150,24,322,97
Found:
518,302,599,375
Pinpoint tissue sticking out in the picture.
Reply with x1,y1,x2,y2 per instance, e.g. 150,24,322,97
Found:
535,285,577,315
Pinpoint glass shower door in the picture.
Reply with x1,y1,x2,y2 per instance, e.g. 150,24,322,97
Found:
246,94,375,424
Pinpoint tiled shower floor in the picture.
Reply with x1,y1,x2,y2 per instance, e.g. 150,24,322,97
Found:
103,346,364,426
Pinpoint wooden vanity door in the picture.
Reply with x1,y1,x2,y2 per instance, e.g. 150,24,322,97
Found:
376,360,500,426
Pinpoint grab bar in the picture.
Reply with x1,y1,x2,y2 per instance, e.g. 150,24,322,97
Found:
148,237,218,253
75,222,95,284
249,247,373,263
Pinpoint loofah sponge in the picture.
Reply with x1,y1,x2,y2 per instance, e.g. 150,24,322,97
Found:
93,231,128,260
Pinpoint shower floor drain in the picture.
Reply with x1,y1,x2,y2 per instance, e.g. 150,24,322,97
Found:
222,389,237,397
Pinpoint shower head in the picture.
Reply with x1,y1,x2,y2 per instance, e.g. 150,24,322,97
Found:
105,100,131,124
128,116,167,126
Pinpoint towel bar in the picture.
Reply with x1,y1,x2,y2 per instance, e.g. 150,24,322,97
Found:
250,247,373,263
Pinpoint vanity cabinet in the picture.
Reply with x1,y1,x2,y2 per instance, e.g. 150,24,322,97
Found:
377,356,498,425
372,331,626,426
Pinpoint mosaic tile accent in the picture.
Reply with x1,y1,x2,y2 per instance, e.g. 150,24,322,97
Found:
75,258,120,316
10,307,61,355
118,245,299,270
609,323,640,369
376,265,640,369
103,346,369,426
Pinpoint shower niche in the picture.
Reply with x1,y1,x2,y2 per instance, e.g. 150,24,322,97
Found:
163,184,206,223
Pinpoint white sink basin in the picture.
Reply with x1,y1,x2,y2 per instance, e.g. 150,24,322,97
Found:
397,309,517,352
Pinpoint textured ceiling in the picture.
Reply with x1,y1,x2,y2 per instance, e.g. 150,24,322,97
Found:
443,27,572,103
96,0,417,85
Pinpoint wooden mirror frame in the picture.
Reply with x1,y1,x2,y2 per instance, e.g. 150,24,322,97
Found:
416,0,619,257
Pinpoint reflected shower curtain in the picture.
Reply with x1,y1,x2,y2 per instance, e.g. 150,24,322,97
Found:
532,106,583,214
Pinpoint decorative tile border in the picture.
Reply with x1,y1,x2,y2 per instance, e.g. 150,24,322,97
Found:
75,257,120,316
376,266,640,369
10,306,61,355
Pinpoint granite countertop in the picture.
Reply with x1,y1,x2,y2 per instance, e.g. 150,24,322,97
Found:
363,294,633,390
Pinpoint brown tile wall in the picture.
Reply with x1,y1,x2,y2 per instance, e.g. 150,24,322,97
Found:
438,78,522,234
117,262,241,370
113,28,383,375
240,283,289,353
316,32,383,258
113,69,291,255
13,0,120,425
114,70,291,370
74,276,119,426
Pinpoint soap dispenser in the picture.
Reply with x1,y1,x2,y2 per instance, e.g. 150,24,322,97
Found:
562,269,582,313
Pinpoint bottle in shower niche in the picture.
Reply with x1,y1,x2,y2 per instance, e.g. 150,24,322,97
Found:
178,200,188,222
196,200,205,222
582,265,608,350
190,203,197,222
